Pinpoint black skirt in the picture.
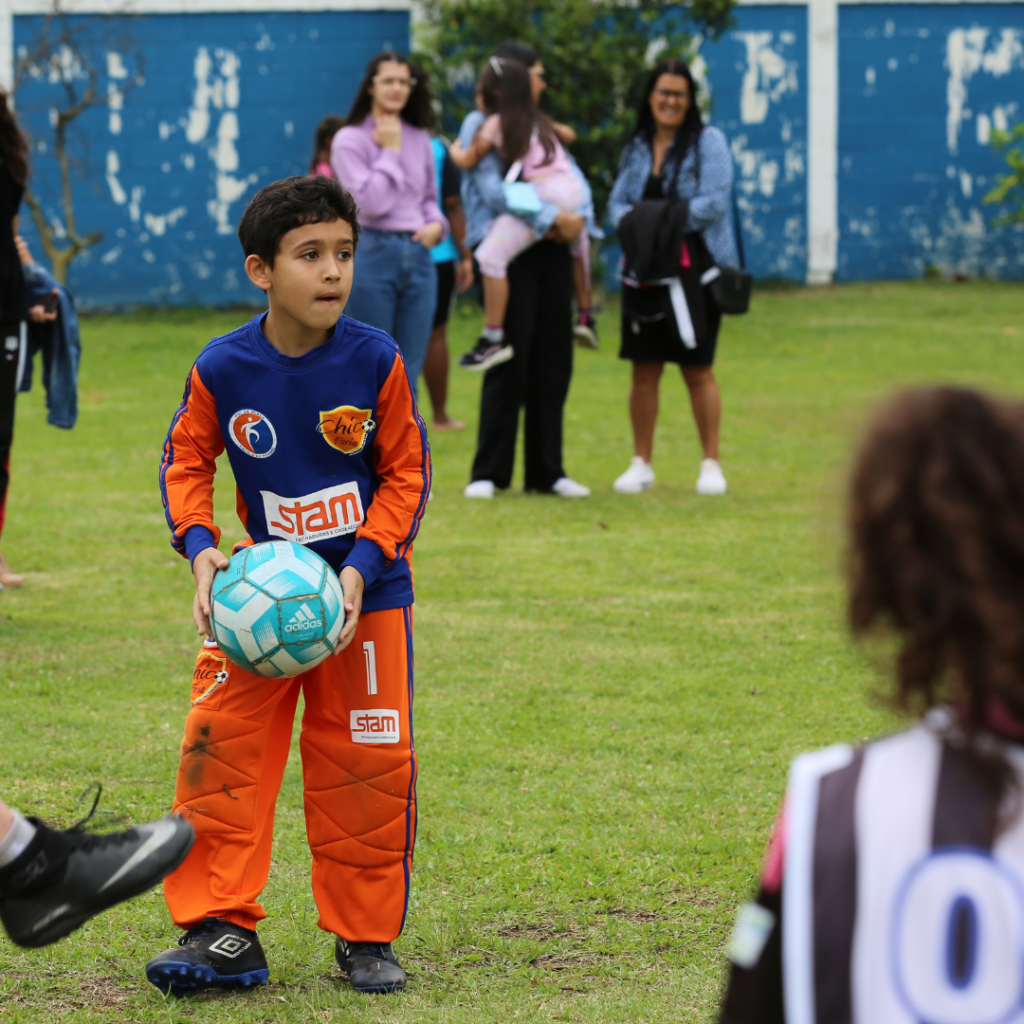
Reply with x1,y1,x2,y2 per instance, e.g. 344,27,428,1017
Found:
619,284,721,366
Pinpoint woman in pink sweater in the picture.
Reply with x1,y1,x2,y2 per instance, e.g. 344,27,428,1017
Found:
332,52,448,395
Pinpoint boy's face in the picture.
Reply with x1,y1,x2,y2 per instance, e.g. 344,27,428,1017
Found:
245,218,355,332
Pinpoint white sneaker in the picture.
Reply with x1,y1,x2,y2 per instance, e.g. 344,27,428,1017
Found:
552,477,591,498
613,457,655,494
696,459,727,495
464,479,495,499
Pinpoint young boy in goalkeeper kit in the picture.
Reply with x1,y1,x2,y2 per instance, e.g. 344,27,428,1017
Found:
149,176,432,994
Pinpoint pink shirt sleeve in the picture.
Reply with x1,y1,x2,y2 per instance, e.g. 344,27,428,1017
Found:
479,114,502,145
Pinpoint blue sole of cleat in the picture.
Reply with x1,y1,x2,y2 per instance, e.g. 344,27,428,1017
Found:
145,961,269,994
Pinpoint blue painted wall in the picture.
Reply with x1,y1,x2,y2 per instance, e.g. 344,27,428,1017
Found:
14,11,408,307
13,5,1024,302
700,5,808,280
602,4,808,289
838,3,1024,279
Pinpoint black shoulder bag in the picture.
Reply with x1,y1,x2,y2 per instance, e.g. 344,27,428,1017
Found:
705,186,752,315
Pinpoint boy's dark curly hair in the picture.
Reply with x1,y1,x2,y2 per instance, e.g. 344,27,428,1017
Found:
237,175,359,268
848,386,1024,800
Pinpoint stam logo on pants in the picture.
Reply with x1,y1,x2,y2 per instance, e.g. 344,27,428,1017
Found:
350,709,400,744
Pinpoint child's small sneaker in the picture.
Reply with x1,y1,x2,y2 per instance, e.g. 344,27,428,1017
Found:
458,336,513,372
145,917,269,994
573,311,600,350
614,457,655,494
335,938,407,993
696,458,727,495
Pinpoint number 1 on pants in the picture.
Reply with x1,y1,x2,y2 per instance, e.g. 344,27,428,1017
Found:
363,640,377,695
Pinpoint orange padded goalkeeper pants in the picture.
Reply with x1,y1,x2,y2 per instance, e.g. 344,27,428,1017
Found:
163,606,416,942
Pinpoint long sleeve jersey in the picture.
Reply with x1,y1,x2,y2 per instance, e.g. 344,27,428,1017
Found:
160,314,431,612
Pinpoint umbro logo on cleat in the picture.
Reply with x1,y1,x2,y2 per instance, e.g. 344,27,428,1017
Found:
208,934,252,958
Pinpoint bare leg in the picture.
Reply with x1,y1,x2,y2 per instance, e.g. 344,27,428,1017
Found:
422,323,464,430
629,362,664,463
0,799,12,843
572,257,592,310
483,275,510,329
681,365,721,460
0,551,23,588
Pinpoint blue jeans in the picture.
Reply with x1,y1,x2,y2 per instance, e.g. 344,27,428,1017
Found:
344,229,437,395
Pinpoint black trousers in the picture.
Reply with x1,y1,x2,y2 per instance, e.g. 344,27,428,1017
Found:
471,240,573,492
0,320,24,539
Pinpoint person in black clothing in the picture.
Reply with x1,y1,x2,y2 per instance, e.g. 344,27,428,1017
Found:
0,91,57,591
461,40,591,499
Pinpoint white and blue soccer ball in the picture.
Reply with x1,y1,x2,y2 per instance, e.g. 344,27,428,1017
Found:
209,541,345,678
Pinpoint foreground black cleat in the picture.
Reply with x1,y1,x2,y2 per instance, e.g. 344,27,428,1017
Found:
458,335,514,372
335,938,407,993
146,917,269,993
0,813,195,949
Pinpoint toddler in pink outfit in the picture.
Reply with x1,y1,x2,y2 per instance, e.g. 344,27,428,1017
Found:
451,58,596,369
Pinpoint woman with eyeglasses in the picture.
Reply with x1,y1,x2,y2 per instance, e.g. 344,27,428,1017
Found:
608,59,739,497
332,52,448,396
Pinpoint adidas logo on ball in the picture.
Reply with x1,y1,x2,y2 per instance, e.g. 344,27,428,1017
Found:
209,541,345,678
284,603,323,633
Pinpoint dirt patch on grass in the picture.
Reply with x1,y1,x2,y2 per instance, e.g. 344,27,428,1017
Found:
496,923,561,942
530,950,612,971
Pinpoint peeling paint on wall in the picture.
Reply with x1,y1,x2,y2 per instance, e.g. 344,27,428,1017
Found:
14,10,410,306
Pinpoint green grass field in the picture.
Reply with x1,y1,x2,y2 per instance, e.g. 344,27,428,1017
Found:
0,281,1021,1022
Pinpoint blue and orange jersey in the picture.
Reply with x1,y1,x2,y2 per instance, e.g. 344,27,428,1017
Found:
159,314,431,612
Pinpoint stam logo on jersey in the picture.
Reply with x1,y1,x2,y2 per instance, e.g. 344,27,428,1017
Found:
317,405,376,455
229,409,277,458
261,482,365,544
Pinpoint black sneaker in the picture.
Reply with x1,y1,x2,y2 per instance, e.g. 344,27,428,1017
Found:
573,311,599,350
146,917,269,993
0,813,195,949
458,335,514,372
335,938,407,993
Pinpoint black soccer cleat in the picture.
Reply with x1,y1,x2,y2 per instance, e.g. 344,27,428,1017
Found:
335,938,407,993
145,917,269,993
0,813,195,949
458,335,514,372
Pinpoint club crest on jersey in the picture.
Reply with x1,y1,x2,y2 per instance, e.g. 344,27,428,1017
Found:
317,405,376,455
229,409,277,458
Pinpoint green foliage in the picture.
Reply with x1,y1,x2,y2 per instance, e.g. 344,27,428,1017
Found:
415,0,735,221
983,124,1024,226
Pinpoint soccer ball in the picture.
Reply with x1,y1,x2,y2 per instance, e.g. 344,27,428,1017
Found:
209,541,345,678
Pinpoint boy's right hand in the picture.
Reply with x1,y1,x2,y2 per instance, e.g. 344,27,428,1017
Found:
192,547,230,638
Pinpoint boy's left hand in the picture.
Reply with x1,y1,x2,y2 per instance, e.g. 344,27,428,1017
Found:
335,566,365,654
412,221,443,249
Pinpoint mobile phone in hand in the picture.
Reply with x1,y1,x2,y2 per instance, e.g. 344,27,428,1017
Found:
42,290,59,314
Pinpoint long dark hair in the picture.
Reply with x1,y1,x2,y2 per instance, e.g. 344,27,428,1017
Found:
309,115,344,173
478,57,556,167
632,59,703,167
343,51,436,130
0,91,28,186
849,387,1024,817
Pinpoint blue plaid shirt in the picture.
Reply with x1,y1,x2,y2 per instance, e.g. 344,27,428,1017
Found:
608,126,739,269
